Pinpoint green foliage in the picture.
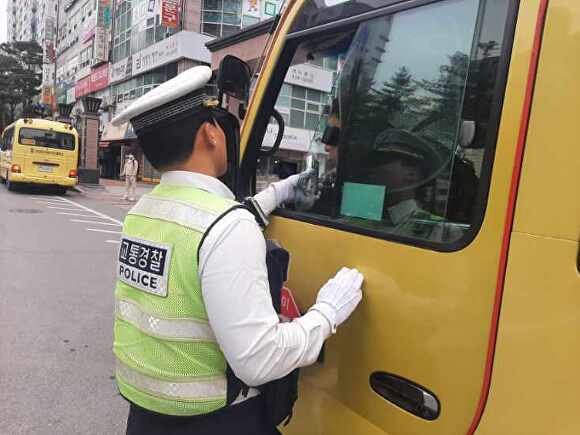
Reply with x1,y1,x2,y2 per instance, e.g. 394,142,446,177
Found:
0,40,44,125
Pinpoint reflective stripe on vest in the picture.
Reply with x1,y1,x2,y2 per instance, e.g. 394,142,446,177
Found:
130,195,220,232
116,359,227,401
116,299,216,341
114,185,238,416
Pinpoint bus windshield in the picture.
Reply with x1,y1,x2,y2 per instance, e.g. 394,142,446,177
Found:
19,128,76,151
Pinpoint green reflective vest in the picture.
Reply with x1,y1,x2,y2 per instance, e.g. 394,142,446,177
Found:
113,183,238,416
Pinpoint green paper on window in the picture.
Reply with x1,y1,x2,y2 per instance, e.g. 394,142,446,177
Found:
340,182,386,221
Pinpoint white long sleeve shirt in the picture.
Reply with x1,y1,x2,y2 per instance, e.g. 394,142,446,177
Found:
160,171,331,390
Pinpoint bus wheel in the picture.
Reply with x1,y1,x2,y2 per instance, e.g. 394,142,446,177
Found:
6,178,17,191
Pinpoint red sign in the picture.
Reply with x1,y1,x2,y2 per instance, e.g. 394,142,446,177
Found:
89,63,109,93
75,76,91,98
280,287,301,321
161,0,180,29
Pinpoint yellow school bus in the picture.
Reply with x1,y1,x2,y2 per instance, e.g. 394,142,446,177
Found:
0,118,79,193
235,0,579,433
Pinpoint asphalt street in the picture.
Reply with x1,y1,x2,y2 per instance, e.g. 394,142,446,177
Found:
0,183,148,435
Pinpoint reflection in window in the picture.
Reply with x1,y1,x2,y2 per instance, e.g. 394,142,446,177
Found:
257,0,512,247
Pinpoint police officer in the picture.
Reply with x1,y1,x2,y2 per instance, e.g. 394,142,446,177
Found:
111,66,364,435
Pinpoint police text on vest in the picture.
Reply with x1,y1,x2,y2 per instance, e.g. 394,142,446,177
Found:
117,236,172,297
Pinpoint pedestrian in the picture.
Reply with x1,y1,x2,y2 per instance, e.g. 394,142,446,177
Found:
110,65,364,435
120,153,138,201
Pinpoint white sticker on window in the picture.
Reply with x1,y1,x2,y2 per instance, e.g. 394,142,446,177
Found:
118,236,172,297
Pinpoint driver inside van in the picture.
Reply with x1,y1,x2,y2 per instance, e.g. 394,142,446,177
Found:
365,129,462,242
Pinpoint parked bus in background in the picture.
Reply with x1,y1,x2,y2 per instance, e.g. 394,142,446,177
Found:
0,118,79,194
233,0,580,433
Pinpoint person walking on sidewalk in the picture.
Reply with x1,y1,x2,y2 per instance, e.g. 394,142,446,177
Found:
121,154,138,201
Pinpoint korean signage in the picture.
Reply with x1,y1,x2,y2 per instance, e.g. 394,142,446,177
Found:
42,87,54,105
132,31,212,76
90,64,110,93
262,125,317,153
161,0,180,29
284,64,334,93
76,64,110,98
75,77,91,98
93,27,108,64
66,87,76,104
110,56,133,84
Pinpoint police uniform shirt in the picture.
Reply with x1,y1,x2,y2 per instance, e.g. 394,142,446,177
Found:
160,171,332,398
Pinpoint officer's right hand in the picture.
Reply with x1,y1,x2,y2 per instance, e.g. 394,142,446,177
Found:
310,267,364,333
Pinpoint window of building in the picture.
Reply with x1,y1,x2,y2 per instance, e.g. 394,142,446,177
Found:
202,0,274,37
253,0,513,249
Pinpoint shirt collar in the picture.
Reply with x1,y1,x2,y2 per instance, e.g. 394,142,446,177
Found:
160,171,235,200
388,199,420,225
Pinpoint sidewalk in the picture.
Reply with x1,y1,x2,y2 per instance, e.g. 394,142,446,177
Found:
74,178,155,203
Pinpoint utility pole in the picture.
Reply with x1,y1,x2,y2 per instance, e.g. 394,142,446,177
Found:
53,0,60,117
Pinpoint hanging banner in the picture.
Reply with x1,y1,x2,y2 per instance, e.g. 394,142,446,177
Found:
148,0,156,13
161,0,180,28
75,77,91,98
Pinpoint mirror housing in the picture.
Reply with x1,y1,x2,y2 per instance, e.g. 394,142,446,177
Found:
217,55,251,102
459,120,477,148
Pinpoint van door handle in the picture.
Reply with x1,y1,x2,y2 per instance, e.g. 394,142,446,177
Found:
369,372,440,420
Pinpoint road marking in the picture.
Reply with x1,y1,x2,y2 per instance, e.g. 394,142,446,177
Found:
58,197,123,225
30,197,67,202
46,206,83,211
70,219,122,227
35,200,69,205
57,212,100,218
87,228,123,235
106,240,121,245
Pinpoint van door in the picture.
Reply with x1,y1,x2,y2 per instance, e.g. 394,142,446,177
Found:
239,0,541,433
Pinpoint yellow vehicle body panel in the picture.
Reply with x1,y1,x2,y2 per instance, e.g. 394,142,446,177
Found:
1,119,79,187
477,1,580,433
239,0,579,433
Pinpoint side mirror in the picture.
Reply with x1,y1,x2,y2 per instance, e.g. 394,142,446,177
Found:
459,120,477,148
217,55,251,102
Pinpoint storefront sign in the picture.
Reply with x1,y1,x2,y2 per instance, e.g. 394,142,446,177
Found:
66,87,76,104
262,125,317,153
90,64,110,93
75,76,91,98
110,56,133,84
161,0,180,28
93,27,108,64
132,31,212,76
42,86,54,105
284,64,334,93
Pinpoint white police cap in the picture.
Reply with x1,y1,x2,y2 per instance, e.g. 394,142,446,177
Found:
111,66,214,132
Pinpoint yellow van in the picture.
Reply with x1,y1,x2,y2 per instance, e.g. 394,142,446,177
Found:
0,118,79,193
235,0,580,433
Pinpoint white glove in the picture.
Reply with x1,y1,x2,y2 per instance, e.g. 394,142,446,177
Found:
309,267,364,334
271,173,301,207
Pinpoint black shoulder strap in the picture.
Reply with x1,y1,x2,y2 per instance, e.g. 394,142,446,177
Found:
196,204,248,262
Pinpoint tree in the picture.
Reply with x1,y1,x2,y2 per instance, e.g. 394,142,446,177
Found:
0,41,44,123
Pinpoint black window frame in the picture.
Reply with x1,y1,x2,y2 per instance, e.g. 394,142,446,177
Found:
240,0,520,252
1,127,15,151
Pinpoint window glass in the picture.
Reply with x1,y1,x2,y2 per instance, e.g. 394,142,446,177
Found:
255,0,512,247
19,128,75,151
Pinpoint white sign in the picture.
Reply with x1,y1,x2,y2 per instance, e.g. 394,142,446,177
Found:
110,56,133,84
66,87,76,104
243,0,261,18
262,125,317,153
132,31,213,76
284,64,334,93
94,27,107,64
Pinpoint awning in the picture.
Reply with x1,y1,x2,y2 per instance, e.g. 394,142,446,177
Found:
101,121,137,142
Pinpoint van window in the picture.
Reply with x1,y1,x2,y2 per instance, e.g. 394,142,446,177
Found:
1,128,14,151
18,128,76,151
254,0,512,248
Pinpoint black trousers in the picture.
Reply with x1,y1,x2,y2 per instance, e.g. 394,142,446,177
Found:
126,397,281,435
